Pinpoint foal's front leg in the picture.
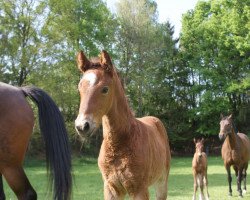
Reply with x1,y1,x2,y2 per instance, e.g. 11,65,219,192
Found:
104,181,126,200
204,173,209,200
131,188,149,200
193,174,198,200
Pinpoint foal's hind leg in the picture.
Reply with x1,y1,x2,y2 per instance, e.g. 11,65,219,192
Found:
0,174,5,200
2,166,37,200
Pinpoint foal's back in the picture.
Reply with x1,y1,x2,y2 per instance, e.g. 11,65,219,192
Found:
136,116,171,194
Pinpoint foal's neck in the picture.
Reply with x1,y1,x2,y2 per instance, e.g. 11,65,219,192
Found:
102,71,134,139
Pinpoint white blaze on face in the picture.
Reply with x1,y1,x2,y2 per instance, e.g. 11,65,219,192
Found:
82,72,97,87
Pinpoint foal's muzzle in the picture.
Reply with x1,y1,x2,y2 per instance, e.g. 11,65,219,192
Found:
75,121,90,133
75,115,96,136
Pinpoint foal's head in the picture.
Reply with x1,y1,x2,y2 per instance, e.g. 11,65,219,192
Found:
194,138,204,158
219,114,233,140
75,50,115,137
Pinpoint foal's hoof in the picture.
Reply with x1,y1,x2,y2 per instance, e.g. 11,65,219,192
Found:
243,189,247,194
228,192,232,197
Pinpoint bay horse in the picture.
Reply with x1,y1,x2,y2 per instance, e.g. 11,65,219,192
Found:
0,82,72,200
219,114,250,197
75,50,171,199
192,138,209,200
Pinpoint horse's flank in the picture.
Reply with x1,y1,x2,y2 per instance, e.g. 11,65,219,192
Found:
222,131,250,166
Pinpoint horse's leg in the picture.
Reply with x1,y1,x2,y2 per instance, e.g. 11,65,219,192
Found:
0,174,5,200
237,168,243,197
199,175,205,200
204,173,209,200
131,188,149,200
103,181,125,200
155,176,168,200
243,164,248,194
226,165,232,196
2,166,37,200
192,174,198,200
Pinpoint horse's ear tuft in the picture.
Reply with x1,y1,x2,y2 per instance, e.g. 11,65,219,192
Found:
100,50,113,72
220,113,224,120
201,138,204,143
193,138,196,144
228,114,233,120
77,51,90,72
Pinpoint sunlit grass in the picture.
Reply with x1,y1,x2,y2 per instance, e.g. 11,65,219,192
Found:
3,156,250,199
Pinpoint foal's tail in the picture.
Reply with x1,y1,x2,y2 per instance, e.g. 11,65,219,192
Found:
21,86,72,200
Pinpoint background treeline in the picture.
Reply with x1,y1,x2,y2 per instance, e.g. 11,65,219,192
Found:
0,0,249,156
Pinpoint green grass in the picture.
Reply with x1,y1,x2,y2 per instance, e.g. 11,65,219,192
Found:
3,156,250,199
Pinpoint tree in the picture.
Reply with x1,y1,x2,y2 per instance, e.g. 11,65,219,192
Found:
0,0,46,85
180,0,250,134
116,0,161,116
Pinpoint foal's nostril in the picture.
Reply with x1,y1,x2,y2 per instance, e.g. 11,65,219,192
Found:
83,122,90,132
76,125,83,132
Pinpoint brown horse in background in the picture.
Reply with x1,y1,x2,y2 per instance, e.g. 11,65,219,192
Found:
219,114,250,197
75,50,171,199
0,82,72,200
192,138,209,200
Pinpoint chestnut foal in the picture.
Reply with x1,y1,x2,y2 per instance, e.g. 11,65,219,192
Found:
192,138,209,200
75,50,171,199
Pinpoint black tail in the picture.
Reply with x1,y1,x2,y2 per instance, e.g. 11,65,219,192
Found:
21,86,72,200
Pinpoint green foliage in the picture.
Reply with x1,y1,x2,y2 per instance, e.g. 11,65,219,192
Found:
181,0,250,135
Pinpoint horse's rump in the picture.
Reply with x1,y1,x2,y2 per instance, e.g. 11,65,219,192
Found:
0,83,34,163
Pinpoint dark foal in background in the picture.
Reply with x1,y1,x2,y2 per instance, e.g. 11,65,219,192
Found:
192,138,209,200
0,82,72,200
219,114,250,197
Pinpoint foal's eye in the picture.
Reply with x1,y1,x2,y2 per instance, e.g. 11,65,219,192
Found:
101,86,109,94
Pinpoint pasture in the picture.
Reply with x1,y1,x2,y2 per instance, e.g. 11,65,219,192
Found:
3,156,250,199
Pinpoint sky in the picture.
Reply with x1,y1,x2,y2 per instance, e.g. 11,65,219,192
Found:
105,0,199,38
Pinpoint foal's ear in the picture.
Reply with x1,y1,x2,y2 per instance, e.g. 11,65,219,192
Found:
100,50,113,72
220,113,224,119
193,138,196,144
228,114,233,120
201,138,205,143
76,51,91,72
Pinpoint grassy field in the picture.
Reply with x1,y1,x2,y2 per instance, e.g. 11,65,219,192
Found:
3,156,250,199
